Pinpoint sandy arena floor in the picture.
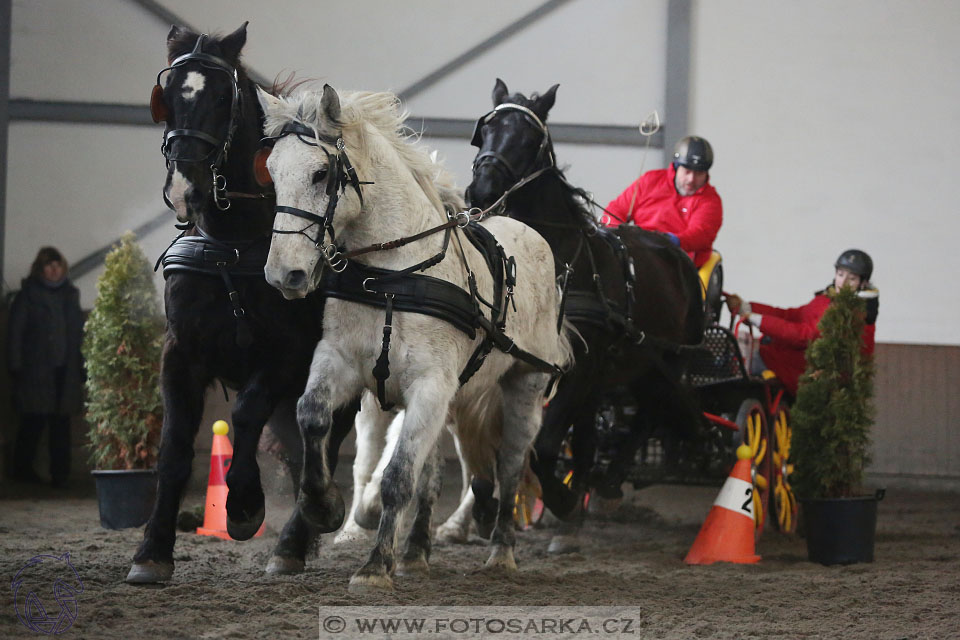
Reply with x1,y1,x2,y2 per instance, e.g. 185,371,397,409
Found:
1,458,958,639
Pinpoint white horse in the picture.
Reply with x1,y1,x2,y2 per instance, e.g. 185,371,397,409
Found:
257,85,572,591
334,402,478,546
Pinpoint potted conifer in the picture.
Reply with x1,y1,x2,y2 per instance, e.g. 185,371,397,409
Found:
791,285,883,564
83,232,164,529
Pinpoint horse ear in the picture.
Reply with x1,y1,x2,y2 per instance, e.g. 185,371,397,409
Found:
321,84,342,124
166,25,190,61
534,84,559,119
256,86,282,115
492,78,509,106
220,22,249,62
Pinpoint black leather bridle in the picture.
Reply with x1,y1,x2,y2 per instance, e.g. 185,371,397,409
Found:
470,103,556,184
262,121,367,274
152,34,243,211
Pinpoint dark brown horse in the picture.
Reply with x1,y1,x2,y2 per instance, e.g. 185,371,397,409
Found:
128,24,356,583
466,79,704,550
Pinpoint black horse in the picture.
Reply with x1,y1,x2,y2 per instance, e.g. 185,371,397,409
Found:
128,24,356,583
466,79,704,548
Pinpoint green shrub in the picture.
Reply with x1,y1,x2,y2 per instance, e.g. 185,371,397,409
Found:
791,286,875,498
83,232,164,470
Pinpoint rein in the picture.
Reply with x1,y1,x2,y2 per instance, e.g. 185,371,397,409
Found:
471,102,643,340
269,117,564,408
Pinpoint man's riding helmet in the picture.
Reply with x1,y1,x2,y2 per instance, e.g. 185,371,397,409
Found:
835,249,873,282
673,136,714,172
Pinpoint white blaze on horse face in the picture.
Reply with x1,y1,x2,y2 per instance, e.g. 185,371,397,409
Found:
165,167,193,222
181,71,206,101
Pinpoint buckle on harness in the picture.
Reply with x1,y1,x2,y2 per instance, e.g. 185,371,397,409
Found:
323,243,348,273
362,277,378,294
454,210,472,228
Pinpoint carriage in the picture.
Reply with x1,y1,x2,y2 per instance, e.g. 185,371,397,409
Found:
595,252,799,536
513,251,799,539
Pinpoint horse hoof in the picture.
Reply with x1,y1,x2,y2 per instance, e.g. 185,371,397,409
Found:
587,495,623,515
547,534,581,555
265,555,305,575
396,556,430,578
334,522,370,544
226,505,265,541
126,561,173,584
348,572,394,593
435,522,469,545
483,546,517,572
354,503,381,531
298,487,345,533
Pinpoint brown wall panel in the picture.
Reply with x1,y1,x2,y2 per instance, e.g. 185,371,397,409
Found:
870,343,960,489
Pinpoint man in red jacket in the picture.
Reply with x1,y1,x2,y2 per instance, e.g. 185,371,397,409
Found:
726,250,879,396
601,135,722,268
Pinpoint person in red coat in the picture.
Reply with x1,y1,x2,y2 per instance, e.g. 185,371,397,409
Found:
601,135,722,268
725,250,879,396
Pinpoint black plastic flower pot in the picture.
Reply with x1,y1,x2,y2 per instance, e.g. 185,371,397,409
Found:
800,489,885,565
91,469,158,530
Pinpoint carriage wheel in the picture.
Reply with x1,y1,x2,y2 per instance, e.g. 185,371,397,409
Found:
734,399,770,539
512,464,545,531
771,407,798,533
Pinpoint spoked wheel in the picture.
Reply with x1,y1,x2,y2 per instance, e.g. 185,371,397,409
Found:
771,407,798,533
734,399,770,539
513,463,545,531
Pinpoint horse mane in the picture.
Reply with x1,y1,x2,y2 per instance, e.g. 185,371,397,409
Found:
501,91,600,230
270,72,315,99
263,89,463,216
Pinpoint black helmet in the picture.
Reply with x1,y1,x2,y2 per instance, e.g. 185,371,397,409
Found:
673,136,713,171
835,249,873,282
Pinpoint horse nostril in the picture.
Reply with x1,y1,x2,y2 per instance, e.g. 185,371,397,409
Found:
285,270,307,289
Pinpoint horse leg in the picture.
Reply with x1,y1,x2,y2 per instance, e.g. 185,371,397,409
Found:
396,443,444,577
545,405,596,555
337,391,393,542
471,476,499,540
266,397,360,574
128,342,206,583
225,371,282,541
350,377,454,592
531,375,595,520
435,425,476,544
486,371,550,571
296,346,363,533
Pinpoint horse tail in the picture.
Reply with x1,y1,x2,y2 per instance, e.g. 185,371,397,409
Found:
452,385,503,481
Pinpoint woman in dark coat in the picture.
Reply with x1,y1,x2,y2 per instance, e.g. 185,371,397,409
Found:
7,247,85,486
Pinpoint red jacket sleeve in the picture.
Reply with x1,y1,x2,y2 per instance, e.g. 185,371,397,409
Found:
603,177,643,226
675,191,722,253
750,301,805,322
754,296,830,350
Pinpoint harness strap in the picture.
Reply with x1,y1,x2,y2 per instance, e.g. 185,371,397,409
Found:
372,294,395,411
156,227,267,348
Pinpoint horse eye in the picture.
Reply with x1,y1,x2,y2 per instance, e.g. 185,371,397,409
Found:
312,168,329,184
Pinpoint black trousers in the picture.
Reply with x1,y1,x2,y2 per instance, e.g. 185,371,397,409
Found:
13,413,72,483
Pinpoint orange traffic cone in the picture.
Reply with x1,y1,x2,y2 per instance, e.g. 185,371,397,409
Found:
196,420,264,540
684,444,761,564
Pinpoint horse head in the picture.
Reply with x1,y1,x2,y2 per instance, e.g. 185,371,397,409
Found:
466,78,559,210
153,23,264,225
257,85,368,299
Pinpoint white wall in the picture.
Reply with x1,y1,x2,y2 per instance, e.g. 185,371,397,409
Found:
5,0,959,346
692,0,960,345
